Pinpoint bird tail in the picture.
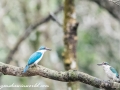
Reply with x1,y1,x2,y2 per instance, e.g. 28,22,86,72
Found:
23,65,29,73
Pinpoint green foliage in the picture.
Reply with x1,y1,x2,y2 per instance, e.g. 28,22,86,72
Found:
29,31,41,50
56,46,64,60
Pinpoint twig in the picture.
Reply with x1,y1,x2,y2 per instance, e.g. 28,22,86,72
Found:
50,13,63,27
0,62,119,90
5,6,63,64
109,0,120,6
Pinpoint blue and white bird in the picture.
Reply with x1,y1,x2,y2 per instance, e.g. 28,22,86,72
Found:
23,46,51,73
97,62,120,82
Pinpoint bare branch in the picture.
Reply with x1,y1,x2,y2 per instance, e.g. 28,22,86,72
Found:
0,62,120,89
50,13,63,27
90,0,120,21
5,6,63,64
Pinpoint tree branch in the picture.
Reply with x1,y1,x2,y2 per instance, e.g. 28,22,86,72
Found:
90,0,120,21
5,6,63,64
50,13,62,27
0,62,120,89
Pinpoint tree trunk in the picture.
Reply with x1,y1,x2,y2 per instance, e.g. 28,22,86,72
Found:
63,0,79,90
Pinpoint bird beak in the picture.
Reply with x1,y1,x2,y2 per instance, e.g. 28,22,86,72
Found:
45,48,51,51
97,63,103,66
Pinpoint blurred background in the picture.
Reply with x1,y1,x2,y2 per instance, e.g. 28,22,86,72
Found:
0,0,120,90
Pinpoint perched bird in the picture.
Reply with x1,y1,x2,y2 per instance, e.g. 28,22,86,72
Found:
23,46,51,73
97,62,120,82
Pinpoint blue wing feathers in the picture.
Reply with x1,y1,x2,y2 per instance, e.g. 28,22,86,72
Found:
28,52,42,65
23,52,42,73
23,65,29,73
110,67,119,78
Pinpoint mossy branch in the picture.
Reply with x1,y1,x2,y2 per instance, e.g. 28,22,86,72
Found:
0,62,120,89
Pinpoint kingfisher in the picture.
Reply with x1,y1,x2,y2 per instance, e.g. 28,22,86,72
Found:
97,62,120,82
23,46,51,73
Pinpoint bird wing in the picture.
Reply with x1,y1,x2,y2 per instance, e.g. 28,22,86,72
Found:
28,52,42,65
110,67,119,78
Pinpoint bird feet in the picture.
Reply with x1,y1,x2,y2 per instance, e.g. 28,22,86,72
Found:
107,79,115,83
107,80,111,82
31,64,38,68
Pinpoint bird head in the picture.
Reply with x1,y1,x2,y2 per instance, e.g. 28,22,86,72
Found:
97,62,109,66
39,46,51,51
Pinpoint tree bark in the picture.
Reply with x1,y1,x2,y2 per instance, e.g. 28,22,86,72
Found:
63,0,78,70
63,0,79,90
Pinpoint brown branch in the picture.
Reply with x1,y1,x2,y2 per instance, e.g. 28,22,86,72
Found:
0,62,119,89
90,0,120,21
5,6,63,64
